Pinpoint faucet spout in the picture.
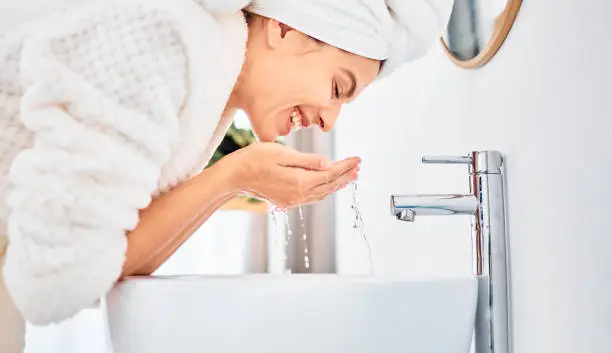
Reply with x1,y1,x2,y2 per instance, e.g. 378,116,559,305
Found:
390,194,478,221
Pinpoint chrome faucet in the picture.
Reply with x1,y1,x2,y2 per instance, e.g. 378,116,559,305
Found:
390,151,510,353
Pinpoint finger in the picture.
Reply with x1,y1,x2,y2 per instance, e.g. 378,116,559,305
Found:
309,167,359,200
279,150,333,171
304,157,360,188
330,157,361,177
306,178,352,204
310,163,359,188
324,156,358,173
335,167,359,188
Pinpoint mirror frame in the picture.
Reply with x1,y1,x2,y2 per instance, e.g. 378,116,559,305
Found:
441,0,523,69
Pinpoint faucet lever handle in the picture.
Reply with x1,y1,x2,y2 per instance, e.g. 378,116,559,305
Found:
421,155,473,165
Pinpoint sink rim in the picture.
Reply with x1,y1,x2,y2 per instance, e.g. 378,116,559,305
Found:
117,273,479,285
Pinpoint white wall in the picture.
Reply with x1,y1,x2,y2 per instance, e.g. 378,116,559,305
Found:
334,1,612,352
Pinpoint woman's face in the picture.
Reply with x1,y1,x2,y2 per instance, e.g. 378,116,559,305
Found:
237,16,381,142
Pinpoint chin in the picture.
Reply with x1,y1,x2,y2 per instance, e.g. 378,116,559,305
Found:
250,125,276,143
252,120,280,143
256,133,277,143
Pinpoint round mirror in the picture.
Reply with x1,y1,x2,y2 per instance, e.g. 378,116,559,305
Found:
441,0,522,68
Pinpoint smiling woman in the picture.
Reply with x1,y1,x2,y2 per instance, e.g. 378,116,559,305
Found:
0,1,454,349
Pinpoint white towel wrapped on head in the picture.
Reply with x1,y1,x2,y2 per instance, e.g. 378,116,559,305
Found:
202,0,455,77
381,0,454,76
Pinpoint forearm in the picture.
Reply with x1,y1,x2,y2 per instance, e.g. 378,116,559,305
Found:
121,160,241,277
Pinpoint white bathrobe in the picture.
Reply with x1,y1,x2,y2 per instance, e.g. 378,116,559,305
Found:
0,0,248,349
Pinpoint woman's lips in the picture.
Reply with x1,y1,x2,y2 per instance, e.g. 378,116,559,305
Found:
285,116,293,135
297,107,311,128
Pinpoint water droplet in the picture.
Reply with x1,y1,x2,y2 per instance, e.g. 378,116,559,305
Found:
350,180,374,276
297,206,310,270
283,212,292,240
270,207,291,272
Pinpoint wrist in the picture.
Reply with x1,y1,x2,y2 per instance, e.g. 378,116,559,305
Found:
209,152,246,198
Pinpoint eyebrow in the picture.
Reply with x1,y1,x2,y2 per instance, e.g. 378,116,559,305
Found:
341,69,357,99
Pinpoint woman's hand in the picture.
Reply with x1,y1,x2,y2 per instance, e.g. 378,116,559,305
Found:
221,142,360,209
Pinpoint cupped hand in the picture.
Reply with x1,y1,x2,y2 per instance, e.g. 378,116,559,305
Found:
223,142,360,209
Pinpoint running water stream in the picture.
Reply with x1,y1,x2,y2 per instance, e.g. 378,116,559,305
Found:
269,179,373,275
298,207,310,269
349,180,374,275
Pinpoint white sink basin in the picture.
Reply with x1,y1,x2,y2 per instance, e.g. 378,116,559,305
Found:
103,275,477,353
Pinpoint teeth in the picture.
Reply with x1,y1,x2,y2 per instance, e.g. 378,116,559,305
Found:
291,110,302,130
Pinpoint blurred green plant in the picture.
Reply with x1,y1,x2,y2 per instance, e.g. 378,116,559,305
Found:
206,123,256,167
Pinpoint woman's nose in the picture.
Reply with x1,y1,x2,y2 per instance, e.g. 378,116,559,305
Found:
318,101,343,132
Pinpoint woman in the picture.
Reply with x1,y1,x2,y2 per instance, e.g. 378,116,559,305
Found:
0,0,452,351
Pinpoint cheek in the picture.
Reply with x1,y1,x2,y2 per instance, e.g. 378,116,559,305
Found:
247,99,286,131
250,67,297,110
271,55,331,105
299,61,332,97
245,106,290,142
309,73,338,106
247,57,331,119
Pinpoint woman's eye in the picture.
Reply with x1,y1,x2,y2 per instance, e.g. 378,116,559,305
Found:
333,82,341,99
